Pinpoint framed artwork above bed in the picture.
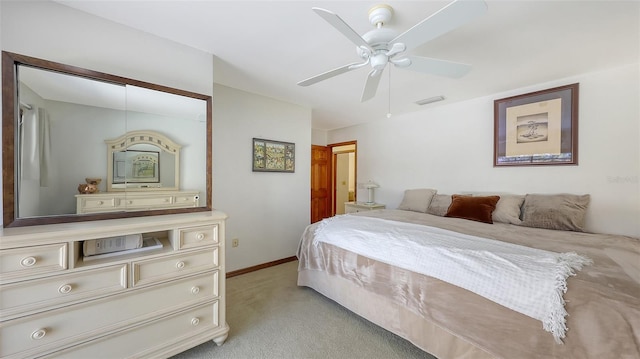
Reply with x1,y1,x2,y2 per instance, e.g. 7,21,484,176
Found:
494,83,579,166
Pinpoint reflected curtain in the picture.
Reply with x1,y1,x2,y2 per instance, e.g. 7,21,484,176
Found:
19,106,51,187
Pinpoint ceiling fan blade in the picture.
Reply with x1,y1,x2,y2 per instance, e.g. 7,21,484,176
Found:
312,8,373,52
361,69,383,102
297,62,365,87
404,56,472,78
391,0,487,51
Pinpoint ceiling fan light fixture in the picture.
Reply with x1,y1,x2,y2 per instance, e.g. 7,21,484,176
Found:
368,4,393,27
415,96,446,105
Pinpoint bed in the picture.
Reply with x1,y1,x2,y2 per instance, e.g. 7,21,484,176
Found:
297,191,640,359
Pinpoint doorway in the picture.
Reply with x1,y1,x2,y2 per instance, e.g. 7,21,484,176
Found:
310,141,357,223
332,143,356,215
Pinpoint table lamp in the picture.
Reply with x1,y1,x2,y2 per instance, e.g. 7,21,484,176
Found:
365,181,379,204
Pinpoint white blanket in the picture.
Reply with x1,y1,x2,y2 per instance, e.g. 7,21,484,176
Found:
313,215,591,343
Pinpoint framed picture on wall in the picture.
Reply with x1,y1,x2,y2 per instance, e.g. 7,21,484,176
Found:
252,138,295,173
494,83,579,166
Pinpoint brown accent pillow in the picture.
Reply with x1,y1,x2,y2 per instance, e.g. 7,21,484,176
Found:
445,195,501,224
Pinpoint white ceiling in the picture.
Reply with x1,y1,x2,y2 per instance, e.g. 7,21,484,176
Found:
55,0,639,130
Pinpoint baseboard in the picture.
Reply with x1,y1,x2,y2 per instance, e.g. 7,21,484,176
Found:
226,256,297,278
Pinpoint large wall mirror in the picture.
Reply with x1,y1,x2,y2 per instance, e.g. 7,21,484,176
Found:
2,51,212,227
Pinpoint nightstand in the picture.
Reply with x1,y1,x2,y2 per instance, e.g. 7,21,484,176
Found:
344,202,386,214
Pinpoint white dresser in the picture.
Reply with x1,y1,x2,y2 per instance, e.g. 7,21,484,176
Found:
0,211,228,359
344,202,386,213
75,190,200,214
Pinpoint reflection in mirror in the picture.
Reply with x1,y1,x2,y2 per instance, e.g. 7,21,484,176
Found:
17,65,127,218
105,130,186,193
112,149,162,187
2,51,212,227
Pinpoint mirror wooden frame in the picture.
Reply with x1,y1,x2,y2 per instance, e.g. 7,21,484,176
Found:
1,51,212,228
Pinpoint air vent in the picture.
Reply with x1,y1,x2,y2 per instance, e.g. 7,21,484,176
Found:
415,96,445,106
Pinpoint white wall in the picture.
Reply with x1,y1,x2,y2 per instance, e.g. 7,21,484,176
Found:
328,64,640,237
213,84,311,272
312,128,328,146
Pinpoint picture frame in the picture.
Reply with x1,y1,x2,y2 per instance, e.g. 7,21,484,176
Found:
252,138,295,173
494,83,579,166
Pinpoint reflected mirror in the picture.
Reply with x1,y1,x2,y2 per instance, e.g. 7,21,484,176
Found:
2,51,212,227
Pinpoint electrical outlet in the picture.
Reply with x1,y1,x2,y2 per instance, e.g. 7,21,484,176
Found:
232,238,239,247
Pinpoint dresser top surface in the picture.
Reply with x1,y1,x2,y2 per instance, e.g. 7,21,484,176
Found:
0,211,226,248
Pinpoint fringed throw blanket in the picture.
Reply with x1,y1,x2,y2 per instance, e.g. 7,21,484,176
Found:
313,215,592,343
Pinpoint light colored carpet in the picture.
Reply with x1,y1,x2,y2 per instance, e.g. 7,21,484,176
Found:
170,260,434,359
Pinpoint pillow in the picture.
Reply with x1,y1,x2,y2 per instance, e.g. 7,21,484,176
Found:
427,194,452,216
471,193,525,225
397,188,437,213
520,194,590,232
445,194,501,224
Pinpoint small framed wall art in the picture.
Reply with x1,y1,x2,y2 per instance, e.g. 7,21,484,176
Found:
252,138,295,173
494,83,579,166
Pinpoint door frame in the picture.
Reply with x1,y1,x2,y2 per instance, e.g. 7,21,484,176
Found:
329,141,357,216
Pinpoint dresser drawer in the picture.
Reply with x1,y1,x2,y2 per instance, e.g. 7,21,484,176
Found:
0,264,127,320
79,197,117,211
0,244,67,281
132,248,218,287
174,193,199,207
123,194,174,208
44,301,218,359
0,271,217,359
178,225,218,249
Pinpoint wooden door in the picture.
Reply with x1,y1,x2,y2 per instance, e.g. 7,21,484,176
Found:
310,145,331,223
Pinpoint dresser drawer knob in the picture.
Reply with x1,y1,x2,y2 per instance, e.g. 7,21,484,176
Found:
21,256,37,267
191,318,200,326
191,286,200,295
31,329,47,340
98,201,104,205
176,261,186,269
196,233,205,241
58,284,73,294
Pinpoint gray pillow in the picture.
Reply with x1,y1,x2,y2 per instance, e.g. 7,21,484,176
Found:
398,188,437,213
520,194,590,232
427,194,452,216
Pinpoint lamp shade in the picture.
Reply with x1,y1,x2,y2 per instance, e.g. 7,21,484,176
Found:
365,181,379,189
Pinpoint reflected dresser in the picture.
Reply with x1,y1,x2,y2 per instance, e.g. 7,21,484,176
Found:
75,190,200,214
0,211,228,358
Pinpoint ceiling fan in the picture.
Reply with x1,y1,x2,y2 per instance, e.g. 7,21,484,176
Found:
297,0,487,102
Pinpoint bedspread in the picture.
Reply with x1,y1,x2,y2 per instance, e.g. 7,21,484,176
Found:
297,210,640,359
313,214,591,342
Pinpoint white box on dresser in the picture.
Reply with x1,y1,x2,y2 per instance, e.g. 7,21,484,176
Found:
0,211,229,359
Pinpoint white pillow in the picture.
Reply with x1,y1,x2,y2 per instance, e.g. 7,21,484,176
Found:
492,195,525,224
470,193,525,224
398,188,437,213
427,194,452,216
